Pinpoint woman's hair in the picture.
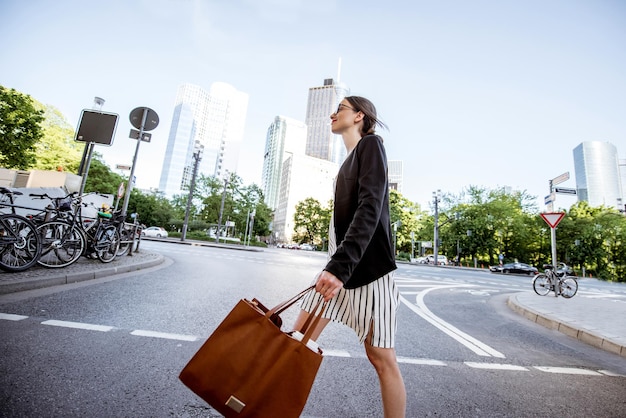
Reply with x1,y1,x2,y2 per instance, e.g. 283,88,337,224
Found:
344,96,388,136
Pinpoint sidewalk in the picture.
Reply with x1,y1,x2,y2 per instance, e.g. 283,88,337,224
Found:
507,291,626,358
1,239,624,359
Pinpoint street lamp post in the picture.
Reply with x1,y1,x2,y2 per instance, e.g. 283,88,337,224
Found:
246,209,256,246
433,190,441,265
216,173,229,244
181,143,203,242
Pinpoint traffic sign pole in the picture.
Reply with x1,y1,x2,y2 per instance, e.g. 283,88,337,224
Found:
549,227,559,296
122,108,147,218
540,212,565,297
121,107,159,219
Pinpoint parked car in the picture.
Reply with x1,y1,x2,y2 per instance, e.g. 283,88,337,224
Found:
300,243,314,251
418,255,448,265
142,226,169,238
556,262,577,276
490,262,538,275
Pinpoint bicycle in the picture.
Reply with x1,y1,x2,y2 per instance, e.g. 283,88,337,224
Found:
0,187,42,272
532,263,578,298
33,192,120,265
28,191,86,268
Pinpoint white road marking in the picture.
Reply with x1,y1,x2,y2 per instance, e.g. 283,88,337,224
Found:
323,349,351,357
465,362,528,371
0,313,28,321
533,366,602,376
130,330,198,341
400,288,506,358
598,370,626,377
398,357,447,366
2,311,621,377
41,319,114,332
582,293,626,299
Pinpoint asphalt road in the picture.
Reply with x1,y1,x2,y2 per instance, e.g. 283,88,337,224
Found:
1,241,625,417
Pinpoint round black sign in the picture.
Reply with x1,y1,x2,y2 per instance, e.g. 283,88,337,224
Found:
129,107,159,131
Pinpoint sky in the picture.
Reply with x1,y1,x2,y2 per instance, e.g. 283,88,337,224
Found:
1,0,625,212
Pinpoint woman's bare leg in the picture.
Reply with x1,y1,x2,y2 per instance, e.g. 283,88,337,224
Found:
293,309,331,341
364,330,406,418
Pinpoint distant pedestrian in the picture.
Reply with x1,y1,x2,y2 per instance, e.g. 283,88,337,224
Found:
294,96,406,417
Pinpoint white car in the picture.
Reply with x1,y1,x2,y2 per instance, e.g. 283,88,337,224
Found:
142,226,168,238
421,255,448,265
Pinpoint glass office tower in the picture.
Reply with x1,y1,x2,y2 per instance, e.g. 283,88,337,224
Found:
304,78,350,165
261,116,307,210
573,141,623,209
159,82,248,198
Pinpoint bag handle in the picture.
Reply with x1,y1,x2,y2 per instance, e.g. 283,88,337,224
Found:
300,298,327,346
266,285,315,319
266,285,327,346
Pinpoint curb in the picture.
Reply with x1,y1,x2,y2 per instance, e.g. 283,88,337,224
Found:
140,237,264,252
506,293,626,359
0,254,165,295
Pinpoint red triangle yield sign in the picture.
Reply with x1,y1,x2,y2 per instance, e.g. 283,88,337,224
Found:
540,212,565,228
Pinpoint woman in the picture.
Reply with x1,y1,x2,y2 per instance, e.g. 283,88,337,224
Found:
294,96,406,417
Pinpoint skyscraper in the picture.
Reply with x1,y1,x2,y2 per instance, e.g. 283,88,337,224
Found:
388,160,404,193
304,78,349,165
261,116,307,210
618,158,626,213
159,82,248,198
273,154,337,243
573,141,623,209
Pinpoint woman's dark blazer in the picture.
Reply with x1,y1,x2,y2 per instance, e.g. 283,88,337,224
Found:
324,134,397,289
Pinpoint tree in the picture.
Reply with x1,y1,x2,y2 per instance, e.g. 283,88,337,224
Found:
389,189,423,257
251,200,272,238
292,198,332,246
32,104,82,172
558,201,626,281
237,183,271,238
437,186,539,266
83,153,126,195
0,85,44,169
126,189,174,229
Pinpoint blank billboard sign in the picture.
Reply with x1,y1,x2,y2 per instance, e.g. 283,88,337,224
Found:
74,110,119,146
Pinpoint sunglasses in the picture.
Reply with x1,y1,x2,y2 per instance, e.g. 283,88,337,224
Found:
335,103,357,114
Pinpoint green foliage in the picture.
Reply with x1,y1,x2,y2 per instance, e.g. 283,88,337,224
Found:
432,186,539,266
83,153,126,195
292,197,332,246
557,201,626,281
33,104,82,172
389,189,424,254
0,85,44,169
171,172,271,240
127,188,175,229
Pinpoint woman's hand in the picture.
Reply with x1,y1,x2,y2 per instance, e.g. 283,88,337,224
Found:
315,270,344,302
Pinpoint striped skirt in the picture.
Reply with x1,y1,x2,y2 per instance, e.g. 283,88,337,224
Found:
300,272,400,348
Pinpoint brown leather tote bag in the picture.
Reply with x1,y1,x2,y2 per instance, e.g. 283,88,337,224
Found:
179,286,325,418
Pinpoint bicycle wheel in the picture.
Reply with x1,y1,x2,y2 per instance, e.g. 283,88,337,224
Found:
95,225,120,263
532,274,551,296
36,221,86,268
0,214,41,272
559,277,578,299
116,227,131,257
